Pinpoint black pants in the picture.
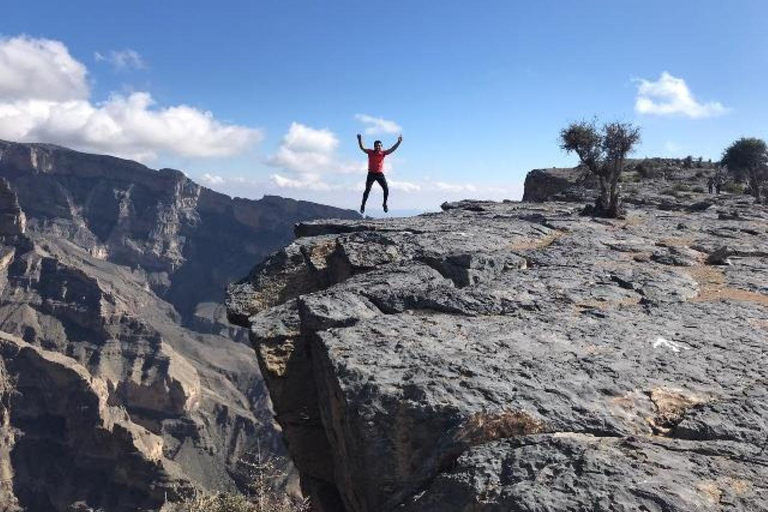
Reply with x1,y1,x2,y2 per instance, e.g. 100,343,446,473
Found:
362,172,388,205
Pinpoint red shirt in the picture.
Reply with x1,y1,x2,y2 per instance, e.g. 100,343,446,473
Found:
366,149,388,173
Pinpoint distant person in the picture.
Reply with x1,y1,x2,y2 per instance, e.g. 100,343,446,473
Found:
357,134,403,214
707,177,714,194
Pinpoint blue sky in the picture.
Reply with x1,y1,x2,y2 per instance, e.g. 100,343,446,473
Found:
2,0,767,212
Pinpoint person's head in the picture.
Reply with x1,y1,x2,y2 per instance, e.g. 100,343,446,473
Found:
374,140,383,151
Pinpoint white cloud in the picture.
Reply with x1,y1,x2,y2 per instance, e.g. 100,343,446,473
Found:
388,179,421,192
267,123,339,172
0,36,262,162
434,181,478,192
634,72,728,119
270,172,332,191
264,124,504,205
267,122,369,191
355,113,402,135
201,173,225,185
281,122,337,153
0,35,88,102
95,49,146,71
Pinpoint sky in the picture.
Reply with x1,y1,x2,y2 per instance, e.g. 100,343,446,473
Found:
1,0,767,213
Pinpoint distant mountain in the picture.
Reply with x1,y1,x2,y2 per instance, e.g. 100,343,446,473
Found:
0,140,358,320
0,140,359,512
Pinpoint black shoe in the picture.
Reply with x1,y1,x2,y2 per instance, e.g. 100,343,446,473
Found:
360,204,365,214
383,203,388,213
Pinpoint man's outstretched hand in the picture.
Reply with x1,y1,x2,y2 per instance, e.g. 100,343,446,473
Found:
398,134,403,142
357,133,362,140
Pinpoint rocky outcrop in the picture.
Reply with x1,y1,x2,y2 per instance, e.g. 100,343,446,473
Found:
228,191,768,511
522,167,596,202
0,139,357,319
0,141,358,510
522,158,721,208
0,179,25,236
0,331,185,512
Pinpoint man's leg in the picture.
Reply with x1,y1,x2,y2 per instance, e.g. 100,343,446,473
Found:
377,174,389,212
361,173,375,213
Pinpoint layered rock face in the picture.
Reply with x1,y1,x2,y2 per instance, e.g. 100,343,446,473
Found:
228,179,768,511
0,140,358,511
0,140,355,319
0,331,181,512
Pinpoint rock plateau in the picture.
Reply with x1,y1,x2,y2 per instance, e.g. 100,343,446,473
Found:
228,162,768,511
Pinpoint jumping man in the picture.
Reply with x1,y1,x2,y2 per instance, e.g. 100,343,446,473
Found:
357,133,403,214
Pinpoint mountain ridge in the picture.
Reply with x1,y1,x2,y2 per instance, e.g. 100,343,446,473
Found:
0,140,359,511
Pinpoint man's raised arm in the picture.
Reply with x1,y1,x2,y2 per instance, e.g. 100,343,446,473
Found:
357,134,368,153
385,134,403,155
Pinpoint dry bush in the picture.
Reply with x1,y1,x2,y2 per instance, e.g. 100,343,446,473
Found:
456,409,545,445
165,446,308,512
167,493,255,512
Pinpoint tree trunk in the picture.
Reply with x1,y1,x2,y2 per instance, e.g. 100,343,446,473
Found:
596,176,610,216
608,181,621,217
606,164,621,218
749,170,761,202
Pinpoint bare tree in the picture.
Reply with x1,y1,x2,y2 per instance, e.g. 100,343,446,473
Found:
560,119,641,218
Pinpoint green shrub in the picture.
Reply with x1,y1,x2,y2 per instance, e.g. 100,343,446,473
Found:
163,450,309,512
172,493,256,512
660,183,692,197
691,186,706,193
619,172,640,183
165,488,309,512
636,160,659,179
721,182,745,194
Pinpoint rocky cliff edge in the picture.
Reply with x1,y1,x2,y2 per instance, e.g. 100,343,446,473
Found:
227,187,768,511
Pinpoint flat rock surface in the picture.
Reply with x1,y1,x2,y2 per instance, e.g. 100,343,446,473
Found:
228,192,768,512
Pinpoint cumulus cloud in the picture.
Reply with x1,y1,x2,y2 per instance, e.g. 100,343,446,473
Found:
270,172,332,191
94,49,146,71
265,124,485,199
434,181,478,192
266,123,369,191
355,113,401,135
0,35,88,102
267,123,339,173
634,72,728,119
201,173,225,185
387,179,421,192
0,35,262,162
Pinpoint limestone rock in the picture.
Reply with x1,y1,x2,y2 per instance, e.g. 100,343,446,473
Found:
0,139,358,510
0,179,25,236
229,193,768,511
0,139,358,319
707,245,733,265
0,331,185,512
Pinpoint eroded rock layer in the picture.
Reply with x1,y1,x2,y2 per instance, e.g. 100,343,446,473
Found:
228,191,768,511
0,140,358,511
0,331,183,512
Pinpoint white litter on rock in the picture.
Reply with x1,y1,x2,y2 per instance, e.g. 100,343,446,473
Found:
652,337,690,353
